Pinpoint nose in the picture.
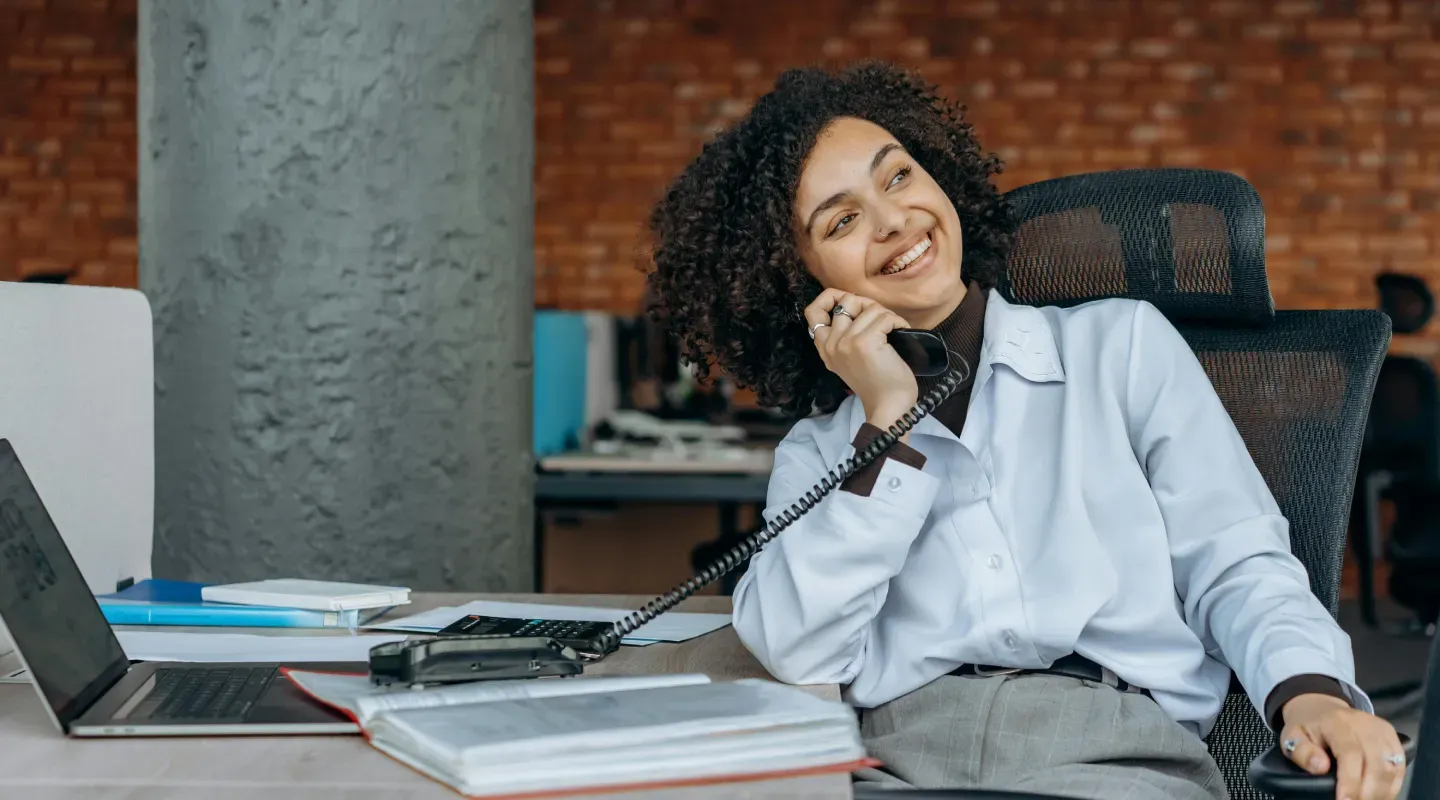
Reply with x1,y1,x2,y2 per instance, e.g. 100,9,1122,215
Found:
873,196,907,240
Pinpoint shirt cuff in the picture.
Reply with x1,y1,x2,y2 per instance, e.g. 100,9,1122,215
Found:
1264,674,1352,732
842,423,928,497
1249,647,1373,732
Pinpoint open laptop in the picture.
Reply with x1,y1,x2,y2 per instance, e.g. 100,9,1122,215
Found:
0,438,362,736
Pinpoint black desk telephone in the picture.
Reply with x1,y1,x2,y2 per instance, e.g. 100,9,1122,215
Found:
369,328,968,686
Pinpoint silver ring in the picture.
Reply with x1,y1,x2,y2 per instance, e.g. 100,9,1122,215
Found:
1282,739,1298,753
808,322,829,340
1385,753,1406,767
831,305,854,320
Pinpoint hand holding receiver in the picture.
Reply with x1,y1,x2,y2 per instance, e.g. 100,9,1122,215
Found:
805,290,921,438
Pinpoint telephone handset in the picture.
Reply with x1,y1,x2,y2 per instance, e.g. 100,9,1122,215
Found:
369,329,970,684
887,328,949,377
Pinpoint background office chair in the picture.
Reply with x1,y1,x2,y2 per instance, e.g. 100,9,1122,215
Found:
0,282,155,595
0,282,155,667
1352,272,1440,633
858,167,1398,800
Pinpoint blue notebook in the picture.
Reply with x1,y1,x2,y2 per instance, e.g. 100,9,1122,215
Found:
96,580,389,629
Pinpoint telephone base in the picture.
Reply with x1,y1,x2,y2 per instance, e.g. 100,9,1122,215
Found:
368,636,588,687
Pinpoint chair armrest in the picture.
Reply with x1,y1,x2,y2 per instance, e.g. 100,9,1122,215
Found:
852,789,1077,800
1248,732,1414,798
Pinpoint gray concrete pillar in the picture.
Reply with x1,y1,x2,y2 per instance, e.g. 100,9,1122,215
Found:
138,0,535,591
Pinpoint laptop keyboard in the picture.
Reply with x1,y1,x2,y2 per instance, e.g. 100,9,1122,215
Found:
131,666,277,721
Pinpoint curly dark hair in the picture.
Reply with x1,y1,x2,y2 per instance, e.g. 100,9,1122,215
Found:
644,61,1015,417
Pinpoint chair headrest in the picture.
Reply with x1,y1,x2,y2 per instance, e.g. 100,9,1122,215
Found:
1001,168,1274,327
1376,272,1433,334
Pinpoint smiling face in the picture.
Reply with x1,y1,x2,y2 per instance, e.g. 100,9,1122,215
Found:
793,116,967,330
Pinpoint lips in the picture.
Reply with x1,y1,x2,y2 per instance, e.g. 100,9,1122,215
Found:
880,232,932,276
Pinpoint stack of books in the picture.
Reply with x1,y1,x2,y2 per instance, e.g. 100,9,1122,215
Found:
97,578,411,629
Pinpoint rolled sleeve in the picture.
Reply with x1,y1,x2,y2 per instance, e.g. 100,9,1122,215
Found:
842,423,929,497
1252,649,1374,731
1264,674,1353,732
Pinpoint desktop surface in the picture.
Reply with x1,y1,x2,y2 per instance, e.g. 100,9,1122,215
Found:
0,592,850,800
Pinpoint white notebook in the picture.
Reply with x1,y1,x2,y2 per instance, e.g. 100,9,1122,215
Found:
200,579,410,611
285,670,871,797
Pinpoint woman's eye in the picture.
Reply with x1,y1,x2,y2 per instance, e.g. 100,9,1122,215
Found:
829,213,857,236
889,166,912,188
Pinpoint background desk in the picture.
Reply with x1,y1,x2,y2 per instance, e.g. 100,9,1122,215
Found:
536,453,772,595
0,593,850,800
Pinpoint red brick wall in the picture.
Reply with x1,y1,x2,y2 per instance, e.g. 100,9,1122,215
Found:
535,0,1440,357
4,0,1438,346
0,0,136,287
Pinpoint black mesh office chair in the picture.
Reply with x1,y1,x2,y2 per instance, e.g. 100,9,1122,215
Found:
858,168,1403,800
1353,273,1440,633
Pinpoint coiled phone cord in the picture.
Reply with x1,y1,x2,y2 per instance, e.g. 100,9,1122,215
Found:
596,354,972,653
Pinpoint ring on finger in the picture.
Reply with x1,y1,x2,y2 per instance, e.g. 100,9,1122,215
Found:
1282,739,1298,753
831,305,855,320
808,322,829,340
1385,753,1406,767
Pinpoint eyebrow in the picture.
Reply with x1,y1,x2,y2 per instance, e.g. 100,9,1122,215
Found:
803,142,905,234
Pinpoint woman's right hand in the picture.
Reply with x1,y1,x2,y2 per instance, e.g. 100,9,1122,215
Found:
805,290,920,434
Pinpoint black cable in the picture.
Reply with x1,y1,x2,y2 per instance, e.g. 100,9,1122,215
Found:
597,355,972,652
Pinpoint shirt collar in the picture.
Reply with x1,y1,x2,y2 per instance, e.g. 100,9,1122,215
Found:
842,288,1066,444
979,289,1066,384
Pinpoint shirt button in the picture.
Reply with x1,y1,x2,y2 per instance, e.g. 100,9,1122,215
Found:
987,554,1003,570
887,477,902,491
1003,630,1018,650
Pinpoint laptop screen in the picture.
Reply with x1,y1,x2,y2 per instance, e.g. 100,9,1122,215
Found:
0,440,129,727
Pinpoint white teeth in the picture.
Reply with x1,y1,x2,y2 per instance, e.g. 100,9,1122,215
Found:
882,235,932,275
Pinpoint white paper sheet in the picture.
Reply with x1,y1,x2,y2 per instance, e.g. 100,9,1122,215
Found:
115,631,411,663
364,601,731,644
287,670,711,725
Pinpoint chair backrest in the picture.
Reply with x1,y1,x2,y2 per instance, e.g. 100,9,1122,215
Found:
1001,168,1390,800
1002,166,1274,327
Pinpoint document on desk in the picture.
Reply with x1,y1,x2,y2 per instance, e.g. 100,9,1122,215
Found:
365,600,731,644
287,673,871,798
115,631,411,663
286,669,711,726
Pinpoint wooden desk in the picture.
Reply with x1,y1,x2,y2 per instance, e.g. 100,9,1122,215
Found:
0,594,851,800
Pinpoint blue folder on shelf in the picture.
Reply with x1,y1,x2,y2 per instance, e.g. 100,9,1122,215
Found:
96,579,390,629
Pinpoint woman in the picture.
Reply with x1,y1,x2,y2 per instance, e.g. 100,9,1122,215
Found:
643,62,1404,800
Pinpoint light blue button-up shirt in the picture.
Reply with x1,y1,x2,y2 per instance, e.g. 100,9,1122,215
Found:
732,290,1371,738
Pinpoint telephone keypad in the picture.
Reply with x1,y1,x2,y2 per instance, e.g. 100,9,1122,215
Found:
437,615,615,656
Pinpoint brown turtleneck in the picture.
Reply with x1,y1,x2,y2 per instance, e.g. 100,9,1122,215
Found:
835,281,1348,726
840,281,986,496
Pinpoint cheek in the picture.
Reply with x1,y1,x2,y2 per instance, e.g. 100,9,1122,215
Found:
802,240,868,290
817,241,872,290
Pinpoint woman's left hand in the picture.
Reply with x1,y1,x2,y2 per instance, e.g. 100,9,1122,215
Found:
1279,693,1406,800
